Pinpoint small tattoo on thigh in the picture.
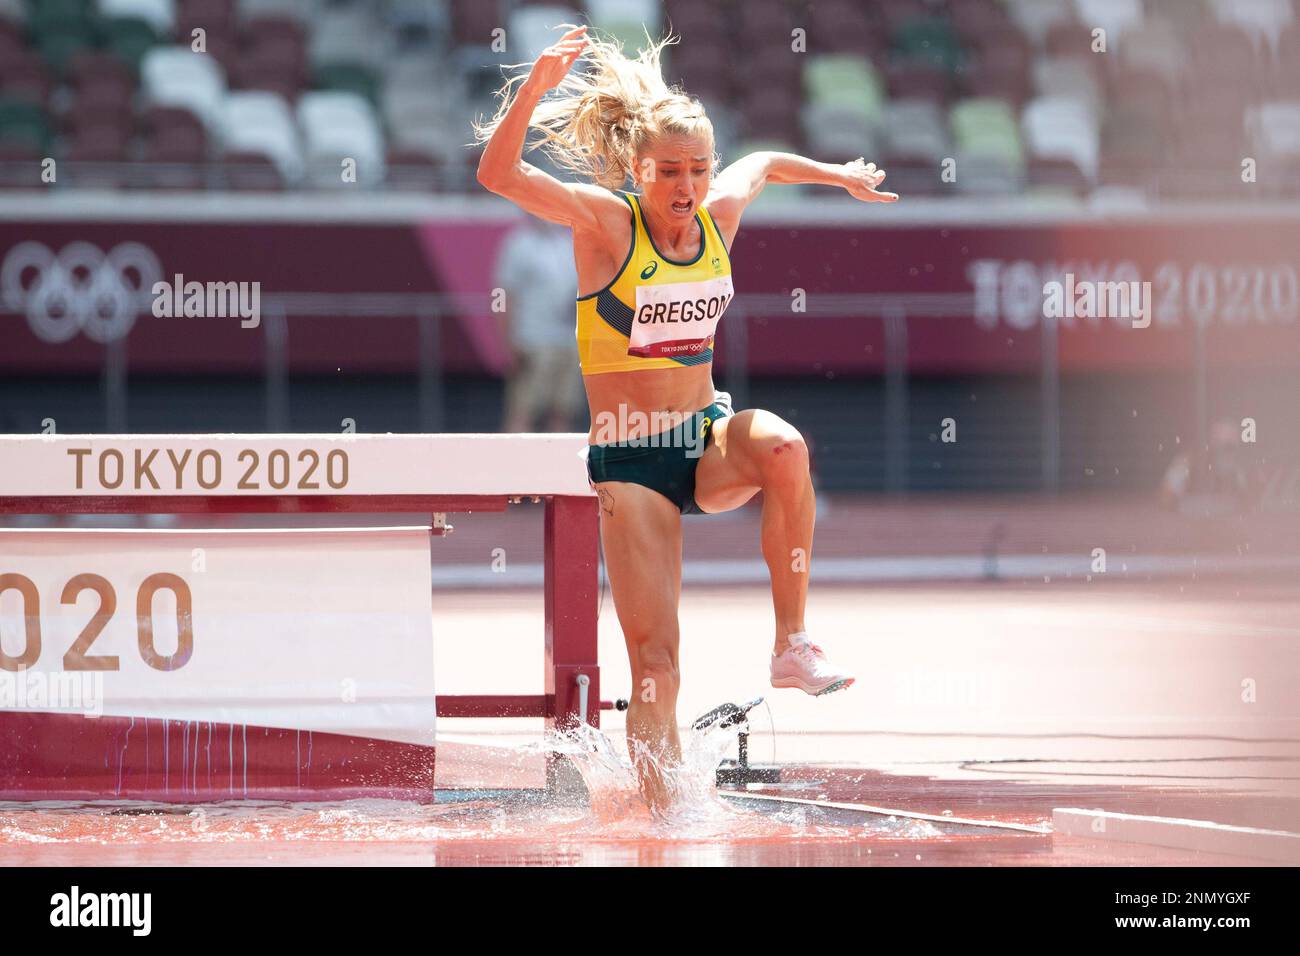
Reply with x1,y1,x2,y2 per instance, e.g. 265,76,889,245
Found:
597,487,615,517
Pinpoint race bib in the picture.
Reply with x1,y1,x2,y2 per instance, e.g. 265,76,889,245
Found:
629,275,733,359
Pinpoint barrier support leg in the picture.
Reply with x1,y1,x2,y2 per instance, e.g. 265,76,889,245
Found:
544,494,600,792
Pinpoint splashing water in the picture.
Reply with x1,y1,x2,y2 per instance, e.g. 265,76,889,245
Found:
0,722,945,852
526,715,770,837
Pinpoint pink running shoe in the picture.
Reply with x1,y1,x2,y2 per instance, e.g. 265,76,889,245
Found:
770,632,855,696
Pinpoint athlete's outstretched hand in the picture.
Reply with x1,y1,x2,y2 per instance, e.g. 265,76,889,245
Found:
522,25,589,95
842,157,899,203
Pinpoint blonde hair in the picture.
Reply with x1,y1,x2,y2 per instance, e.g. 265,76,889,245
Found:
472,27,717,189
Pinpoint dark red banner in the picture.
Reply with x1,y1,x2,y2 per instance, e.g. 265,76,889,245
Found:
2,216,1296,375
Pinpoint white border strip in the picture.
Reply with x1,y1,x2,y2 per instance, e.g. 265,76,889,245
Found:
723,792,1051,833
3,191,1299,226
420,554,1300,588
1052,808,1300,863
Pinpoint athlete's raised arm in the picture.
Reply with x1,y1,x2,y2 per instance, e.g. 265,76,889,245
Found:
707,152,899,245
474,25,625,232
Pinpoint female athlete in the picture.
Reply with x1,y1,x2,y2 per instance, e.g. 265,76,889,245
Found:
475,24,898,811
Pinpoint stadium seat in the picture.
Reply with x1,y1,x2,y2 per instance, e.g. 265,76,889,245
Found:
1248,101,1300,159
1072,0,1145,42
0,141,43,189
804,103,880,163
953,148,1023,194
1022,95,1099,180
1031,56,1102,121
507,4,582,63
314,62,381,105
1006,0,1074,46
1144,0,1212,27
1271,23,1300,95
892,16,963,73
177,0,236,30
34,17,99,75
664,41,731,104
804,55,884,126
67,49,136,92
99,0,175,35
886,60,951,106
385,0,451,50
103,16,163,70
221,147,285,189
1188,23,1261,85
739,84,803,148
878,155,951,196
219,89,301,182
735,0,796,52
310,6,386,69
238,0,316,17
385,146,442,192
1027,156,1090,196
0,55,53,105
808,0,883,58
1116,19,1187,84
0,98,51,151
881,98,950,161
63,96,132,137
950,97,1025,168
241,13,307,61
141,46,227,129
0,0,1267,200
297,90,385,187
587,0,661,52
1044,20,1098,58
1211,0,1294,44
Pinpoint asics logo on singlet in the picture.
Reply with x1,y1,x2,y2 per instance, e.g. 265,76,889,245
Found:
640,261,658,279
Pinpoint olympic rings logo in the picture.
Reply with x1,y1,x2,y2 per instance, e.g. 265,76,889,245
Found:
1,241,163,344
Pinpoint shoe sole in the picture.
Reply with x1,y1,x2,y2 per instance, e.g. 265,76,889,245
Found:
771,676,855,696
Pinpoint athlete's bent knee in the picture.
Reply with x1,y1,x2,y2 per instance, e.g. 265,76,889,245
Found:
758,428,810,484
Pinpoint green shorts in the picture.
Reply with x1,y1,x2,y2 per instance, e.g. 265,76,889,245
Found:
585,394,734,514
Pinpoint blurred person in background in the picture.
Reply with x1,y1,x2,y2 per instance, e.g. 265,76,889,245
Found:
495,212,584,432
1159,418,1263,515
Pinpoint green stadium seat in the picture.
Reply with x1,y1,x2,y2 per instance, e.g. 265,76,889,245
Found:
26,0,95,44
803,55,884,126
950,98,1025,167
103,16,160,71
596,21,654,55
893,17,963,73
313,63,380,105
0,98,52,151
34,22,98,75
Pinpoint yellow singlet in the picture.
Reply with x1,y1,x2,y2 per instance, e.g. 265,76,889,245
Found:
576,190,734,375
